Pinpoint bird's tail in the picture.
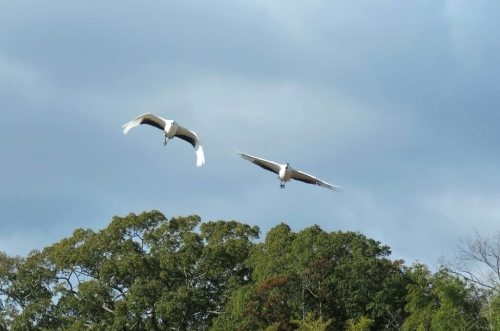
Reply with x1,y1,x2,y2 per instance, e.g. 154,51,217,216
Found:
196,145,205,167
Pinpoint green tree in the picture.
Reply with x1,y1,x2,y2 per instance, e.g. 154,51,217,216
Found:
403,264,487,331
43,210,259,330
0,250,59,330
209,283,257,331
486,291,500,330
246,275,299,330
440,229,500,330
214,223,410,331
346,316,375,331
291,313,332,331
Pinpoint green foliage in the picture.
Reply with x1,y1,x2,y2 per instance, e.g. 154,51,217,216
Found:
213,223,410,331
403,264,488,331
0,211,494,331
346,316,374,331
1,210,259,330
0,250,59,330
291,313,332,331
486,291,500,331
209,284,257,331
246,275,299,330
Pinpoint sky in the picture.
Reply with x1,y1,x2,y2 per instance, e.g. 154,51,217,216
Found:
1,0,500,269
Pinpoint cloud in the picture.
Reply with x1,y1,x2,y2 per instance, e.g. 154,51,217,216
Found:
424,190,500,234
130,74,403,158
0,235,39,257
241,0,322,38
446,0,500,73
1,0,500,272
0,53,55,105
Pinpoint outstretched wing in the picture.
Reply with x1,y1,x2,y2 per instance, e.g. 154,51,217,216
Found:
291,169,341,192
175,125,205,167
235,151,281,175
122,113,168,134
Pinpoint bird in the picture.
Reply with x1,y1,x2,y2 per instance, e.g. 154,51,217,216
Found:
123,113,205,167
234,150,340,191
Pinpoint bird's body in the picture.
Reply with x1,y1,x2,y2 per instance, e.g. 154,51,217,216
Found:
235,150,340,191
123,113,205,167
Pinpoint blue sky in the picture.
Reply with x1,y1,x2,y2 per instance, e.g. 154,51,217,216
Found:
1,1,500,268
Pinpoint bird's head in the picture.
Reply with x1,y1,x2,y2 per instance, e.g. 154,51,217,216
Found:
285,162,289,169
164,120,177,135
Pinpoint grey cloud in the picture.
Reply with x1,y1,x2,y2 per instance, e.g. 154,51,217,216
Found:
1,1,500,269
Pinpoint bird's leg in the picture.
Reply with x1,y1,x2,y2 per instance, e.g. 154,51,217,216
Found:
280,182,285,189
163,136,169,146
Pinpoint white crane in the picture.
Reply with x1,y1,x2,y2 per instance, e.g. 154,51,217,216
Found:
123,113,205,167
235,150,340,191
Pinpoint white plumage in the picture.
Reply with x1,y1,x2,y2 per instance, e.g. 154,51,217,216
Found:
123,113,205,167
235,150,340,191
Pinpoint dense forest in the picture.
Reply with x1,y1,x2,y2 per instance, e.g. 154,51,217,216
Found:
1,210,500,330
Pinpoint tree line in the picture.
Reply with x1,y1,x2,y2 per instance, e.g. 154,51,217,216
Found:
1,210,500,330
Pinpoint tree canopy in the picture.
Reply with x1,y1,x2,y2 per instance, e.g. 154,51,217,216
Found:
0,211,496,330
